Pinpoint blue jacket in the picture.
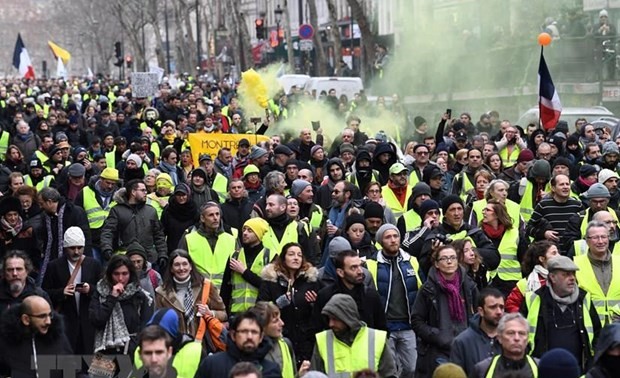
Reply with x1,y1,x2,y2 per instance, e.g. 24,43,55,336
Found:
371,249,421,332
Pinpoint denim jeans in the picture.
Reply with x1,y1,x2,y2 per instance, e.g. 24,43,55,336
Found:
387,329,417,378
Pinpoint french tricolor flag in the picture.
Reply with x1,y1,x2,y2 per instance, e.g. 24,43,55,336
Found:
538,52,561,130
12,34,35,79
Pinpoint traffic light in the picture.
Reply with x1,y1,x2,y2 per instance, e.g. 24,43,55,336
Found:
114,42,122,59
255,18,265,39
126,55,133,70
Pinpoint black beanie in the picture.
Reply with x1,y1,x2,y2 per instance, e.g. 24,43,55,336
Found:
418,199,440,218
442,195,464,214
364,202,384,219
345,214,366,232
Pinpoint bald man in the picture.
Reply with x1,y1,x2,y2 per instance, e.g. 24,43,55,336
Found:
0,295,72,377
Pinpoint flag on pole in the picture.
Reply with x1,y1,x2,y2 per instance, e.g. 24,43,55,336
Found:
538,52,562,130
56,57,67,79
12,34,35,79
48,41,71,64
87,67,94,80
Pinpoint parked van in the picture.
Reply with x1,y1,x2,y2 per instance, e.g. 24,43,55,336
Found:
278,74,311,94
303,77,364,101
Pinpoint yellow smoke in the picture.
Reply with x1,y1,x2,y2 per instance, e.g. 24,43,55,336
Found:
238,66,284,118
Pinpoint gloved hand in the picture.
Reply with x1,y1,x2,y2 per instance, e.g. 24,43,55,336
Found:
275,293,292,309
102,250,113,261
157,257,168,273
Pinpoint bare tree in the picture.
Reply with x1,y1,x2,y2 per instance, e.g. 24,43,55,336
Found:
326,0,342,75
308,0,328,76
347,0,375,80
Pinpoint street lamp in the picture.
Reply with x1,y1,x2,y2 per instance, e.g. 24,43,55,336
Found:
275,5,284,44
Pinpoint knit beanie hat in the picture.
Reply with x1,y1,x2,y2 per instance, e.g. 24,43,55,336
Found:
147,309,180,340
156,173,174,189
586,183,610,199
418,199,440,218
344,214,366,232
598,168,620,184
248,146,269,160
441,194,464,214
290,179,312,198
414,116,427,128
310,145,324,157
243,218,269,240
538,348,580,378
529,159,551,180
363,202,384,220
552,157,571,169
339,143,355,155
127,153,143,167
412,182,432,200
579,164,598,178
376,224,399,243
432,363,466,378
517,149,535,163
602,141,620,156
125,241,148,262
328,236,352,258
63,227,85,248
301,372,328,378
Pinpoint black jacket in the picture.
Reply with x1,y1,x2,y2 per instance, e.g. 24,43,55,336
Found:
449,314,502,376
194,336,281,378
0,306,72,378
161,197,199,253
41,255,102,354
0,277,50,315
411,266,479,378
221,197,253,235
586,323,620,378
40,200,92,258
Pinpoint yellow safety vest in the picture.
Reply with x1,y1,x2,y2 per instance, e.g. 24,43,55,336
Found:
277,338,296,378
105,148,116,169
499,145,521,168
525,291,594,355
133,341,202,378
520,181,536,223
458,172,475,201
347,171,380,190
185,231,236,290
366,255,423,289
140,120,162,137
492,225,521,281
575,254,620,325
146,194,169,220
381,184,412,219
230,248,271,314
485,354,537,378
34,150,49,165
262,222,300,256
24,175,53,191
309,205,324,232
580,208,619,236
472,199,521,226
212,173,228,204
315,327,387,377
402,209,421,233
0,130,9,159
151,141,161,162
82,186,116,229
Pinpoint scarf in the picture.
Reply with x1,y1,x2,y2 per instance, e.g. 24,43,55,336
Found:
527,265,548,292
548,283,580,311
94,280,152,352
577,175,595,189
95,181,115,208
482,222,505,239
173,276,194,324
476,190,485,200
160,161,179,185
214,158,232,178
0,216,23,237
388,181,407,206
38,204,66,286
167,195,197,223
244,180,262,191
437,269,465,323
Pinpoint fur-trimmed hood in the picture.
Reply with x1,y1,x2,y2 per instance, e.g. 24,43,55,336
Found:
0,304,66,342
261,262,318,283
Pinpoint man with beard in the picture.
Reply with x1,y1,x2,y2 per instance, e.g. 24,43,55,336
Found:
290,179,324,233
41,227,102,355
263,194,318,265
599,169,620,209
75,167,120,263
314,249,386,330
450,288,505,376
398,182,431,235
221,218,271,315
311,294,396,377
382,163,412,219
136,325,177,378
408,144,433,186
0,251,49,313
0,295,72,378
195,310,281,378
593,211,620,253
316,158,346,210
347,149,379,193
452,148,486,200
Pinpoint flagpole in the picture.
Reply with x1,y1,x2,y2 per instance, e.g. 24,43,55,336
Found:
538,46,543,131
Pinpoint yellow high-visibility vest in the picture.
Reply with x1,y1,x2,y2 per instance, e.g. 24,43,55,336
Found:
575,254,620,325
381,184,412,219
230,247,271,314
185,231,236,290
82,186,116,229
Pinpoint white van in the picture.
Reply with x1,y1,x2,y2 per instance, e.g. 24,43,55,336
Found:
278,74,311,94
303,77,364,101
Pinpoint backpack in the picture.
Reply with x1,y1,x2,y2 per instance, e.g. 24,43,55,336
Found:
195,278,228,353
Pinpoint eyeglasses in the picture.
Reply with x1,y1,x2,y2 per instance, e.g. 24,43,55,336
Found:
28,312,53,320
437,255,458,263
416,151,429,155
587,235,608,241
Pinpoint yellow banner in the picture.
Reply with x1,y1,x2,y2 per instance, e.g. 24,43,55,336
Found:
48,41,71,64
187,133,270,166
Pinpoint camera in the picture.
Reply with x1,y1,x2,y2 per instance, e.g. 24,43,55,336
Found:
433,233,452,245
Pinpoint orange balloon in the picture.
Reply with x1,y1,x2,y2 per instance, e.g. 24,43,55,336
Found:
538,32,552,46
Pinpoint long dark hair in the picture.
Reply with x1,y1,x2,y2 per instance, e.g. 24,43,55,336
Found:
162,249,204,292
105,255,139,286
273,242,311,276
522,240,556,275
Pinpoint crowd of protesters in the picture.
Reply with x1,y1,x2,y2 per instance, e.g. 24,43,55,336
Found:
0,75,618,378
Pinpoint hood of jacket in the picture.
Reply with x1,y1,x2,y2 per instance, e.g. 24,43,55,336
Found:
261,263,318,283
528,159,551,181
327,158,346,182
0,304,66,343
593,323,620,365
141,107,160,121
321,293,364,332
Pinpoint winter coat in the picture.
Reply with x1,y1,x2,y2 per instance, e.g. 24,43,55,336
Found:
39,200,92,259
411,266,479,378
195,336,281,378
11,132,40,161
258,263,321,363
100,188,167,262
160,197,199,253
0,277,50,315
0,307,72,378
0,222,40,271
449,314,502,376
586,323,620,378
221,197,253,234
